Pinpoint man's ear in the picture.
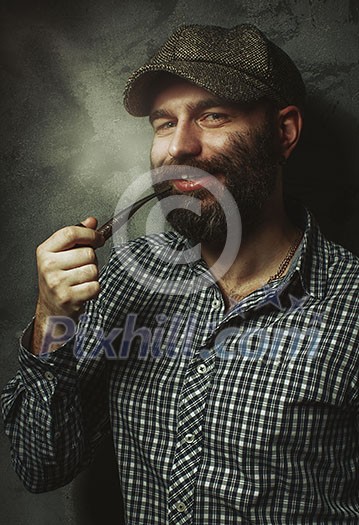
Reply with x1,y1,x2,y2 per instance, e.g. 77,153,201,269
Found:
278,105,303,160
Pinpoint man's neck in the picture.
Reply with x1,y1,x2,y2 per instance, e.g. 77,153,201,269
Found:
201,197,300,307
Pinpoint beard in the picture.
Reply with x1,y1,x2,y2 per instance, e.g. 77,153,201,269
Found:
151,116,281,244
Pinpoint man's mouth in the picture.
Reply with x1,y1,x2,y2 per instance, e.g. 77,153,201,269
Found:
172,171,222,193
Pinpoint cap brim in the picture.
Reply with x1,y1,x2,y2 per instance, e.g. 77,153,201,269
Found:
123,61,281,116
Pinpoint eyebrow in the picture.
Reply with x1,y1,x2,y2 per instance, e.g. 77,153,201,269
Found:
149,97,230,125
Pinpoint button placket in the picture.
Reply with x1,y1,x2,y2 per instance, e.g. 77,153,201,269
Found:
168,349,212,523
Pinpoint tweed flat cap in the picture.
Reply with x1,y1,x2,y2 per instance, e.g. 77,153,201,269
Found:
123,23,306,116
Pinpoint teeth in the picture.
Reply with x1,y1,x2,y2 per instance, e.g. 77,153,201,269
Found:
181,174,189,180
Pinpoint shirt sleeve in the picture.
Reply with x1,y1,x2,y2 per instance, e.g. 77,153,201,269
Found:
1,246,133,493
1,302,110,493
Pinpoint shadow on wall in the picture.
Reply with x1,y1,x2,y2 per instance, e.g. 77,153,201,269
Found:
284,95,359,255
72,435,125,525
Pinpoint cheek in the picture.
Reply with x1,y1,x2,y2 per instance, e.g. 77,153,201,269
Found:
204,132,233,152
150,138,168,168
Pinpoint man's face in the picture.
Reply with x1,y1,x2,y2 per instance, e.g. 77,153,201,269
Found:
149,79,282,243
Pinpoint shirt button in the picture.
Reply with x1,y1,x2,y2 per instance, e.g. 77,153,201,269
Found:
197,364,207,374
184,433,195,443
175,501,186,513
54,431,61,439
211,298,221,309
44,371,54,381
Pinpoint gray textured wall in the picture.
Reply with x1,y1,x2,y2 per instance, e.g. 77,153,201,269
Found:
1,1,358,523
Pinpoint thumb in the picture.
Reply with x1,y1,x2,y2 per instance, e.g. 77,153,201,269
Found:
80,216,98,230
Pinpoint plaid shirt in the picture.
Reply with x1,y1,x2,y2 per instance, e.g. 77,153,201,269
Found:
2,207,359,524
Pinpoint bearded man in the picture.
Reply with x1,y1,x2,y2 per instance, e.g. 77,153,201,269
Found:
2,24,359,524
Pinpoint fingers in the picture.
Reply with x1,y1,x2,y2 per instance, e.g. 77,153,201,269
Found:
80,216,98,229
60,264,99,287
35,218,104,320
43,280,101,310
69,281,101,303
51,247,98,271
40,223,105,253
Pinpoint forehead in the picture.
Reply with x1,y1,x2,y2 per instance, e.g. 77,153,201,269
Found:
149,77,232,114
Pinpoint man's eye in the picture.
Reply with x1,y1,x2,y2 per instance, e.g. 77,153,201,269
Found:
200,113,229,126
155,121,176,132
207,113,225,120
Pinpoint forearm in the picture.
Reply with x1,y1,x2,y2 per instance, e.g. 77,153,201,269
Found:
1,323,109,492
2,378,85,492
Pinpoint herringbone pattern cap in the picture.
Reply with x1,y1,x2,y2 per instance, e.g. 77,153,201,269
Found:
123,24,306,116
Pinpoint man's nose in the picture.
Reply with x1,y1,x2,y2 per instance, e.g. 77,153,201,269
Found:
168,122,202,160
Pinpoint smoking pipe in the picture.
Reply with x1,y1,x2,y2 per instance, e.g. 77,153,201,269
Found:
79,187,171,243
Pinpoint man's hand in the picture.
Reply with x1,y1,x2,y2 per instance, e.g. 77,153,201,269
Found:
31,217,105,355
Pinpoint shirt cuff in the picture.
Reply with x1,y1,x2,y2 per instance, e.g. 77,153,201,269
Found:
18,320,79,400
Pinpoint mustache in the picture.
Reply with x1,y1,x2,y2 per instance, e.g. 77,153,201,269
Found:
151,155,234,188
163,156,230,173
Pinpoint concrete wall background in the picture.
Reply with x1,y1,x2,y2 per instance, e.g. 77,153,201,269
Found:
1,0,358,523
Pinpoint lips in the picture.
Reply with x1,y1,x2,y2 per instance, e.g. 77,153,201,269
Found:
152,165,223,194
172,174,215,192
